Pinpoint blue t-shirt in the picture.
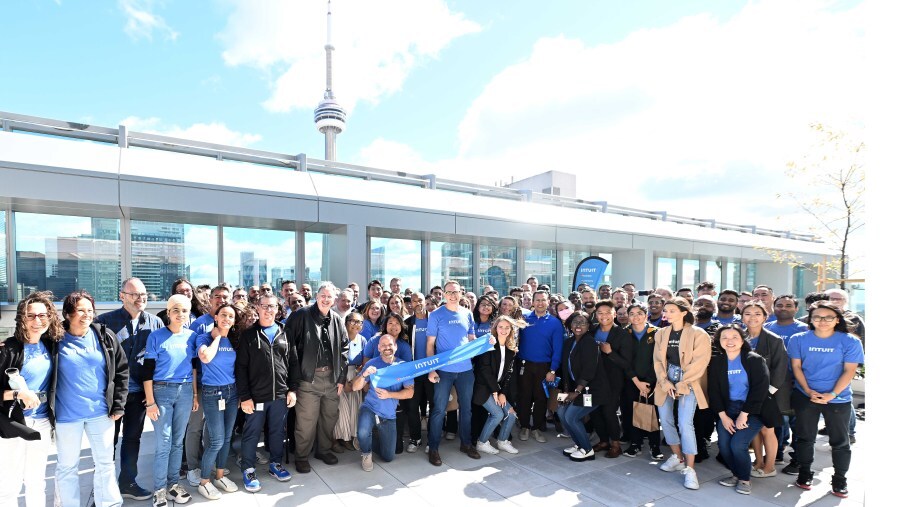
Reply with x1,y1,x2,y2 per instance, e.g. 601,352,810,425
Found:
727,355,749,402
412,317,429,360
146,327,198,383
363,335,413,362
594,329,610,343
765,314,778,323
475,319,492,338
715,314,740,325
360,356,414,419
21,341,52,419
426,306,476,373
764,320,809,343
56,329,109,423
787,331,864,403
361,320,380,340
632,327,647,342
190,313,215,334
197,333,236,387
262,324,278,344
749,336,759,350
348,335,368,366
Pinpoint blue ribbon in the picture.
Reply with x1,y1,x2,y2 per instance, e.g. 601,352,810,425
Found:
370,334,495,389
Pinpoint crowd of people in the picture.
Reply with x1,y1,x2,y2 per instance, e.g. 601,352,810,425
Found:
0,275,864,506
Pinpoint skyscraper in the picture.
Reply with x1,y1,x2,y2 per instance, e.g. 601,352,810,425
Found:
314,0,346,161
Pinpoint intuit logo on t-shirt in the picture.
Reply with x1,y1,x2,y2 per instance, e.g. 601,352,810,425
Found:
448,319,462,325
808,347,836,353
727,369,742,375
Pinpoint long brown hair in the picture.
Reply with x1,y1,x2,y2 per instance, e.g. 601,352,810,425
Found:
14,291,64,343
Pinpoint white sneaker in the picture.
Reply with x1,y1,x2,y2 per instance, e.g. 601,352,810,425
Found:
187,468,202,487
361,453,374,472
476,441,499,455
660,454,686,472
445,432,456,441
497,440,519,454
212,476,238,493
166,483,192,504
563,444,579,455
569,448,595,461
407,440,419,453
683,466,700,490
198,481,222,500
152,488,167,507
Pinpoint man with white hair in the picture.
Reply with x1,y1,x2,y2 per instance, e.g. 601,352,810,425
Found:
825,289,865,344
335,289,355,319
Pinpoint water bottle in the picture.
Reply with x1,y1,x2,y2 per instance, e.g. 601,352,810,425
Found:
5,368,28,391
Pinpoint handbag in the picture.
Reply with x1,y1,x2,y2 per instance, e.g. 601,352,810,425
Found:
632,394,660,432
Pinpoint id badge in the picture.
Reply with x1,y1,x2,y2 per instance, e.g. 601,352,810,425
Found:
218,398,226,411
582,394,592,407
519,367,525,376
255,402,264,411
375,415,381,425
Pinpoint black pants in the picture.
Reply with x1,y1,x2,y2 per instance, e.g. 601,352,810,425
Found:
113,391,147,486
589,401,622,443
404,376,432,443
624,381,660,447
793,390,852,477
517,361,550,431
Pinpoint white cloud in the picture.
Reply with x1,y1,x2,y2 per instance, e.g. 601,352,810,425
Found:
356,0,865,233
119,0,178,42
120,116,262,147
217,0,480,114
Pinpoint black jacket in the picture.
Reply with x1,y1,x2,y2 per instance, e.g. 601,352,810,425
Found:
752,328,790,413
627,325,658,384
473,343,518,406
559,335,612,407
285,305,349,385
52,323,129,421
95,307,164,392
235,322,300,403
0,336,58,439
597,325,634,395
707,350,770,417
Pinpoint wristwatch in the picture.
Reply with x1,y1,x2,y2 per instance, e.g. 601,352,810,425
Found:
549,370,555,375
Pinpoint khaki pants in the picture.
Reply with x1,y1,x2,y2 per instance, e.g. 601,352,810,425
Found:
293,370,340,459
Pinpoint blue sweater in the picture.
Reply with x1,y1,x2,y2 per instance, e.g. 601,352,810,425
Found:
518,311,565,371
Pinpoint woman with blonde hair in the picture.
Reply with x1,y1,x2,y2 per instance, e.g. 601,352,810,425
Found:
473,315,525,455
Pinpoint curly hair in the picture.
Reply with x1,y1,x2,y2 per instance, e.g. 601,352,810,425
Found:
15,291,64,342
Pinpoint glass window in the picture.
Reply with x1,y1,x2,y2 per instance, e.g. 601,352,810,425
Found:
0,211,7,302
561,250,591,293
744,263,757,292
131,221,218,301
304,232,329,289
656,257,676,291
705,260,722,290
524,248,557,292
223,227,295,291
682,259,700,290
430,242,473,293
726,261,741,291
15,212,121,302
370,237,422,293
480,244,517,296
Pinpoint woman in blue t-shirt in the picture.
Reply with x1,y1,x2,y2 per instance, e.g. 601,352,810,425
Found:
195,303,242,499
473,296,497,337
54,290,128,507
787,301,864,499
143,294,200,507
0,291,64,507
707,324,769,495
360,301,384,339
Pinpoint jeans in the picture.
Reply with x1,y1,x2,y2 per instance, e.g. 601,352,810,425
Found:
56,415,122,507
357,406,397,462
0,416,52,507
200,384,239,477
114,391,147,488
428,369,475,449
185,397,206,470
557,404,597,452
150,382,193,490
241,399,288,470
715,405,764,481
658,389,698,456
792,390,852,477
479,395,518,443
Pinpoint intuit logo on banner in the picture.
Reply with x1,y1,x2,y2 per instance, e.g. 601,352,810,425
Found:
370,334,494,388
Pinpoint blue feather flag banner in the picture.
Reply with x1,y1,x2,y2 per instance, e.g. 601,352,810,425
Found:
370,334,495,389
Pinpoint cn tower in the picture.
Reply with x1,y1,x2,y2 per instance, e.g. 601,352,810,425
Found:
314,0,346,161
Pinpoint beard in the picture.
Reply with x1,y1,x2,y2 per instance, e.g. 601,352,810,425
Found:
582,302,596,310
695,309,714,321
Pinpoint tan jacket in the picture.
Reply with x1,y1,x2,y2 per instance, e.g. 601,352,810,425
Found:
653,325,712,409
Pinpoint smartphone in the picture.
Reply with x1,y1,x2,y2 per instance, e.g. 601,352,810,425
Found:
556,392,568,402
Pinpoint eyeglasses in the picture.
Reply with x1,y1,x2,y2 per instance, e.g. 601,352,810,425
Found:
348,319,363,325
810,316,837,323
24,313,50,322
257,304,277,312
445,290,461,295
123,292,148,299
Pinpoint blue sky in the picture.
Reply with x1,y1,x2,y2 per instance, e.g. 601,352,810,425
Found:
1,0,865,259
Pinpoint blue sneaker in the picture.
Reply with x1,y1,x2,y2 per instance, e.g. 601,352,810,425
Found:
269,462,292,482
242,468,261,492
